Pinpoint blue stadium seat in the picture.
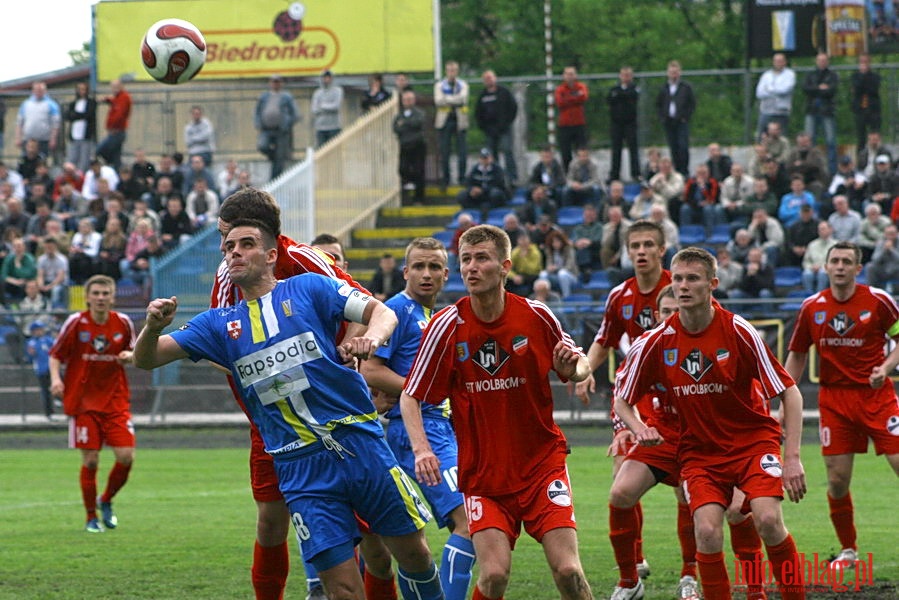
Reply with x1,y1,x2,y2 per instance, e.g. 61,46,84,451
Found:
623,182,641,200
774,266,802,288
443,273,466,294
777,289,810,312
583,271,611,292
679,225,706,246
509,188,527,205
705,224,732,245
485,207,514,227
432,229,454,247
556,206,584,227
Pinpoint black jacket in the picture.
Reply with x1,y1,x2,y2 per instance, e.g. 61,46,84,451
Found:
656,79,695,123
803,68,839,117
607,83,639,123
475,85,518,136
65,96,98,142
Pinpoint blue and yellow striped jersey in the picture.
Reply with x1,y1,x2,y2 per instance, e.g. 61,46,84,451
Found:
171,273,382,458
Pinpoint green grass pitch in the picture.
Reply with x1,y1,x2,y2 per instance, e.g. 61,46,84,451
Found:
0,432,896,599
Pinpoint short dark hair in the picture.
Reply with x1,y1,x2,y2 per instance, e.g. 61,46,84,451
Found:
219,188,282,237
625,219,666,247
825,240,862,265
227,218,277,250
311,233,339,246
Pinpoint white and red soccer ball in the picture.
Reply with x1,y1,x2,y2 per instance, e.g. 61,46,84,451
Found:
141,19,207,85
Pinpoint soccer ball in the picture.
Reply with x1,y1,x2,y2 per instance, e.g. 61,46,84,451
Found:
141,19,207,85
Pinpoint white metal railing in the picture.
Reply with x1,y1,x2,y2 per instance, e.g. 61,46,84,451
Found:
266,150,316,243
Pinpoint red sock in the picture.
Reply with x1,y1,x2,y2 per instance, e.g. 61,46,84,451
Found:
251,541,289,600
364,569,398,600
729,515,765,599
765,534,805,600
827,492,857,551
696,551,732,600
472,586,503,600
80,465,98,520
100,461,132,503
677,502,697,578
634,501,645,563
609,504,640,586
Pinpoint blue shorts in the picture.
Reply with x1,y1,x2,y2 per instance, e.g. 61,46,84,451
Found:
274,429,431,571
387,417,464,529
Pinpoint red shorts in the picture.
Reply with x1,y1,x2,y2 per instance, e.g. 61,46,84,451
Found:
463,464,577,547
625,440,681,487
68,410,135,450
248,425,284,503
818,385,899,456
680,449,784,513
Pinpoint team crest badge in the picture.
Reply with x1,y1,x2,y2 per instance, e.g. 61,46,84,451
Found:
512,335,529,355
814,311,827,324
859,310,871,323
79,331,91,343
759,454,782,477
227,320,243,340
546,479,572,507
455,342,469,362
716,349,730,364
473,338,510,375
417,319,427,330
281,299,292,317
92,335,108,353
622,304,633,319
680,348,714,382
828,311,855,336
635,306,655,330
113,333,123,342
664,349,678,366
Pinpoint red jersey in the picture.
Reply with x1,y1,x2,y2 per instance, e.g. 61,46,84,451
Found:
210,234,368,416
554,81,589,127
594,271,672,349
789,284,899,387
51,310,136,415
616,308,793,462
404,293,582,496
105,90,131,131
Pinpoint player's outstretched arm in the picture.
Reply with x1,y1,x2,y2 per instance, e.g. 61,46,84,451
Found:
612,394,663,446
575,342,610,405
553,341,591,382
399,391,440,486
134,297,190,369
779,384,807,503
339,298,398,361
871,340,899,389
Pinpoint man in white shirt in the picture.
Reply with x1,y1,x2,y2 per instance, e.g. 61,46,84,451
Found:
756,53,796,140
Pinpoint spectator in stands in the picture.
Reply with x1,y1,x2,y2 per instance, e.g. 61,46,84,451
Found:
802,52,838,174
69,218,101,284
756,53,796,139
761,121,791,164
600,180,631,223
801,220,837,292
828,156,867,212
181,154,216,199
539,229,579,297
779,175,818,227
36,236,69,308
747,207,784,267
128,198,160,234
761,155,791,199
64,82,97,173
600,205,631,273
705,143,733,183
628,180,664,221
508,231,543,296
185,178,219,229
52,162,84,200
148,175,181,214
17,280,52,338
2,197,30,237
828,195,862,243
392,73,411,95
642,146,662,181
95,194,129,237
656,60,695,176
500,212,525,248
184,106,216,167
527,145,566,203
726,228,755,265
786,131,828,198
859,203,891,262
159,197,193,251
475,69,519,185
570,203,603,282
131,149,156,192
81,159,119,202
456,148,508,218
563,147,601,207
647,204,679,266
856,132,890,178
649,156,685,222
155,153,183,194
866,224,899,289
122,218,155,280
217,159,240,200
25,320,56,419
255,74,300,179
607,66,640,183
96,217,127,280
528,213,563,252
555,66,589,171
434,60,469,188
393,89,427,205
850,53,881,151
529,279,565,327
1,236,36,305
713,246,743,299
14,81,60,158
786,203,820,267
0,161,26,199
720,162,754,223
96,79,132,170
368,253,404,301
115,165,146,206
866,154,897,217
53,181,86,232
24,199,58,253
730,246,775,299
747,143,769,179
311,69,344,147
361,73,391,112
42,220,69,254
517,184,558,228
742,177,779,219
18,139,45,184
681,163,722,232
123,234,164,286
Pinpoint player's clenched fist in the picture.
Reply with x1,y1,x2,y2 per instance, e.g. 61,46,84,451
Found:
146,296,178,330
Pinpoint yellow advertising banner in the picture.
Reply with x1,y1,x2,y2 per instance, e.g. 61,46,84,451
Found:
95,0,434,81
